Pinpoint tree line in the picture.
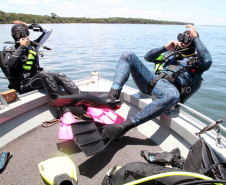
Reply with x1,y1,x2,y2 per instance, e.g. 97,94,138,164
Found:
0,11,193,25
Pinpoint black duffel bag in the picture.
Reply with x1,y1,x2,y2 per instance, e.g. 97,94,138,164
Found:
183,138,226,180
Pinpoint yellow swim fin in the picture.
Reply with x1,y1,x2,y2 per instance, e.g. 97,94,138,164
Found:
38,156,77,185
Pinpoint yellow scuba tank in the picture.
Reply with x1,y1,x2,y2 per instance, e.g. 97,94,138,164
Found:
38,156,77,185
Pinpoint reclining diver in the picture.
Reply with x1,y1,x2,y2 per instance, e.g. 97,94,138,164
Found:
1,20,80,99
101,24,212,144
70,24,212,156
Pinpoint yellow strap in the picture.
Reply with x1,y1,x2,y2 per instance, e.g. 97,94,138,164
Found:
22,64,31,71
155,63,163,72
123,171,219,185
25,61,33,65
23,50,37,71
28,50,37,60
28,50,37,56
180,52,196,58
28,54,35,60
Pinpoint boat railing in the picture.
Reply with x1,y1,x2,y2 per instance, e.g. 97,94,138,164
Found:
177,103,226,148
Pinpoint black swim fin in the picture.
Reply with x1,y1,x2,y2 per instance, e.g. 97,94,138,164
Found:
49,93,120,110
71,121,124,156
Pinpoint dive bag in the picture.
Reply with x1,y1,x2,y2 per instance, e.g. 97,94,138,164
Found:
183,138,226,180
102,139,226,185
102,162,216,185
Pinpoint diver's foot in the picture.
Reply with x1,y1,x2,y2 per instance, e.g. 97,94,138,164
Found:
102,124,125,141
101,120,135,143
98,88,120,103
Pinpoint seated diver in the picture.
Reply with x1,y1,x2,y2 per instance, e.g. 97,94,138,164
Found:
2,20,80,99
99,24,212,148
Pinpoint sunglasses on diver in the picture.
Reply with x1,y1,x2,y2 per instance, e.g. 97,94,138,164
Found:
177,32,192,44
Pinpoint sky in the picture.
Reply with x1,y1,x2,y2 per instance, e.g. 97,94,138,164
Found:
0,0,226,26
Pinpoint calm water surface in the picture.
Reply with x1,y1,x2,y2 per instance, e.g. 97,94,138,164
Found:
0,24,225,125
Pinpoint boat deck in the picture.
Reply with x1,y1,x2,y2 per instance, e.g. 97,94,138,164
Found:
1,74,225,184
0,119,161,185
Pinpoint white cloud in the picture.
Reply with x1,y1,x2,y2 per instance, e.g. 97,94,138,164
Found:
6,0,54,5
0,4,7,9
97,0,123,5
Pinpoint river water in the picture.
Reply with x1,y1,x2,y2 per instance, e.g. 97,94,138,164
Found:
0,23,225,125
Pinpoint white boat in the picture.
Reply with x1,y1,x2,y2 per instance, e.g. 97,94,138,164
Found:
0,71,225,184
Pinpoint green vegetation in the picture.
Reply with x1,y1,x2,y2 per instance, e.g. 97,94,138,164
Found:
0,11,193,25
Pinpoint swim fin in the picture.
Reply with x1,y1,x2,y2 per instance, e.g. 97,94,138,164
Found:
71,120,124,156
0,152,13,173
48,93,120,110
38,156,77,185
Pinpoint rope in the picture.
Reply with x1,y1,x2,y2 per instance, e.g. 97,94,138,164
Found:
41,119,61,127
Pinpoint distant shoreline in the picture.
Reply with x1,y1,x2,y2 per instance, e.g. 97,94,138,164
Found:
0,22,192,26
0,11,193,25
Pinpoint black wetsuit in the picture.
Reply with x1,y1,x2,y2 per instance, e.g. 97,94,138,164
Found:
5,25,79,99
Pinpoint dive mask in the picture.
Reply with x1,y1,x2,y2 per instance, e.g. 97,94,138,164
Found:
15,30,29,40
177,31,192,44
11,24,30,41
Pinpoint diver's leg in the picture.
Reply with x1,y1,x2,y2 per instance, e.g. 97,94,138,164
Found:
53,72,80,95
131,79,180,125
20,71,62,99
108,51,155,102
102,79,180,139
112,51,155,93
20,73,44,93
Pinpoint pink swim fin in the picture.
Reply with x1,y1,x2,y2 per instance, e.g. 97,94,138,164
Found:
58,111,77,140
86,107,125,124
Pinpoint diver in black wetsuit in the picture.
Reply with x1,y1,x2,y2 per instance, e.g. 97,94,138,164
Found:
3,20,80,99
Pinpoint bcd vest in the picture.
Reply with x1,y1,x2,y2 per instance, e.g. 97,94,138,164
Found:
22,49,37,71
150,52,202,103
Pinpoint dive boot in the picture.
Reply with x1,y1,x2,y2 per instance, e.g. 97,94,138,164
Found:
99,88,121,104
102,119,135,140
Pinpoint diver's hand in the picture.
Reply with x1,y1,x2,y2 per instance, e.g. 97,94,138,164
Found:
13,20,29,29
165,41,182,52
20,36,30,47
186,24,198,39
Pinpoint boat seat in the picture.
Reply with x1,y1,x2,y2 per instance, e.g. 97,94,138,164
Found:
48,93,120,110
